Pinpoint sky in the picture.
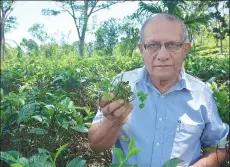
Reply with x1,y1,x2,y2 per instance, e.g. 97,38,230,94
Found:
5,1,139,46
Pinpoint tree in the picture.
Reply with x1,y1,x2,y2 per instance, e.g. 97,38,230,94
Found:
136,1,211,55
94,18,120,56
28,23,50,43
208,1,229,53
138,0,186,16
42,0,121,57
20,38,39,56
118,17,139,57
0,0,16,60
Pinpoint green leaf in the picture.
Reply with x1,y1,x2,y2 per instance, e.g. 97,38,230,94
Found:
28,128,48,135
10,163,23,167
29,153,50,163
62,97,70,108
139,103,144,109
17,103,37,123
44,105,55,116
128,136,135,151
108,164,119,167
6,151,23,160
31,115,46,123
126,148,141,160
161,158,184,167
53,75,64,83
71,126,88,133
53,143,68,163
112,148,125,164
102,80,111,90
102,92,113,101
121,135,129,142
66,157,86,167
121,164,138,167
38,148,51,157
0,151,17,163
31,161,55,167
17,157,29,167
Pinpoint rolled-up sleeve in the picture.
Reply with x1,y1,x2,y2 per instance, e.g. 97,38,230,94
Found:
201,86,229,149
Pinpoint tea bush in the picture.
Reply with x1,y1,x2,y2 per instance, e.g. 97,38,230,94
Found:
1,46,229,166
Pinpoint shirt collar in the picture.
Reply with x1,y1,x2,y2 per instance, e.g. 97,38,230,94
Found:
179,67,193,92
136,66,193,92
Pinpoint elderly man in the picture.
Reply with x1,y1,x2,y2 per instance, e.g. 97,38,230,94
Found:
88,14,229,167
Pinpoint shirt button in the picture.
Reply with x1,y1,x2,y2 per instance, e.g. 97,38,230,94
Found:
161,95,164,98
159,118,162,121
156,143,160,146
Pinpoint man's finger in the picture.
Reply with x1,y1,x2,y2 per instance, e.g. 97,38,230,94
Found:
114,104,133,119
98,93,115,108
102,99,124,117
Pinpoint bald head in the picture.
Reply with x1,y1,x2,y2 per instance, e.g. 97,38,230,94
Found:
140,14,189,44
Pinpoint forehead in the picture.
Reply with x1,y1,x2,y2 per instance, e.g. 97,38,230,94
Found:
144,17,183,43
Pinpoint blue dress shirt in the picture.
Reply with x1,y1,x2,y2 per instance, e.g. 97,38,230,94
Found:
93,66,229,167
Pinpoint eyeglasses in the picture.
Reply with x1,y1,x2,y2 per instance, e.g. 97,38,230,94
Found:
143,42,184,53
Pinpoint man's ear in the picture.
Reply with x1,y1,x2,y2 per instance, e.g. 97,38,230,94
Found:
138,44,143,54
184,42,191,54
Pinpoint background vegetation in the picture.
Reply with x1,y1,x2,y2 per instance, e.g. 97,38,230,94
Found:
0,0,229,167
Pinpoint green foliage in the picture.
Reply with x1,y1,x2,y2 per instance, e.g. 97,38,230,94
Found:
0,144,70,167
66,157,86,167
137,91,148,109
110,136,141,167
207,81,229,123
1,43,229,166
28,24,50,42
161,158,184,167
41,0,119,56
5,16,18,33
95,18,120,56
117,18,140,57
112,80,134,105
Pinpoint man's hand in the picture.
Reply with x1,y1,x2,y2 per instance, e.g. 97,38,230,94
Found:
99,93,133,126
189,148,227,167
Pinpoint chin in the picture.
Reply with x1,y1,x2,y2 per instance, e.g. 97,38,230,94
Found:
155,73,174,80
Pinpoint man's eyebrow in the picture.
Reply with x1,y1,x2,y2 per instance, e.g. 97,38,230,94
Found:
147,40,159,43
167,40,182,43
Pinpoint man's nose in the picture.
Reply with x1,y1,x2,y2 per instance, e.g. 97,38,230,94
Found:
156,45,170,61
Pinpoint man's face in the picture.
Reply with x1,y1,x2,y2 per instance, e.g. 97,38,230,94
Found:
139,18,191,81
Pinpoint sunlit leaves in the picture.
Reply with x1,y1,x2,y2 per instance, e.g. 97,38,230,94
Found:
66,157,86,167
161,158,184,167
17,103,37,124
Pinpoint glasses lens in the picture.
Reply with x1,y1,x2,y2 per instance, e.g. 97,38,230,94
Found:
166,42,183,51
145,43,160,53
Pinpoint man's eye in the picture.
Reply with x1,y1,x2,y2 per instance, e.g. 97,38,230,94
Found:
149,44,159,48
168,43,177,47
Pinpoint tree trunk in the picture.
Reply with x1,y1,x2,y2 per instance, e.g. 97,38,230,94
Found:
216,38,219,47
0,1,4,60
86,44,92,57
0,23,3,60
79,38,84,57
2,27,5,60
0,24,5,61
220,39,223,53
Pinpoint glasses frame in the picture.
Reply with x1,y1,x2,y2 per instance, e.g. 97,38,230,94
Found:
143,41,184,53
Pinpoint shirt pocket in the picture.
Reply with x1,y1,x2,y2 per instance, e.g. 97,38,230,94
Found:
171,122,204,158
